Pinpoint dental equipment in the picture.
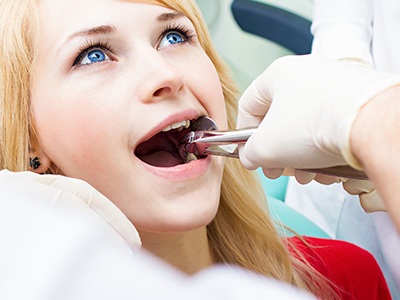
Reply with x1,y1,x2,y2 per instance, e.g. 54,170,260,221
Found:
179,117,368,180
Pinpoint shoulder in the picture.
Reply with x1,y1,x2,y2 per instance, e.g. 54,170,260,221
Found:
287,236,392,300
288,235,376,269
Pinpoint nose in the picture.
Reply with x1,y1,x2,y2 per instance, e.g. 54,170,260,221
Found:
134,49,185,103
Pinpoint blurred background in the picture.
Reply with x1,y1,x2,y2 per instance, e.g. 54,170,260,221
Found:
193,5,400,298
193,0,328,238
194,0,313,202
195,0,312,91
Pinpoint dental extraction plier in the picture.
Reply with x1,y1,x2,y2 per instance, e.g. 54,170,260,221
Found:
180,117,368,180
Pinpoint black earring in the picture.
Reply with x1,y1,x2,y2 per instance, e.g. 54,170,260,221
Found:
29,157,41,170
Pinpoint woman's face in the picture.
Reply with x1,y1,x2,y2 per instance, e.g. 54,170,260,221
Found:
30,0,227,233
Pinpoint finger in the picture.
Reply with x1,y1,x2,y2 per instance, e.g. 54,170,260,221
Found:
314,174,342,185
342,179,375,195
262,167,284,179
294,170,316,184
359,190,386,213
238,145,258,170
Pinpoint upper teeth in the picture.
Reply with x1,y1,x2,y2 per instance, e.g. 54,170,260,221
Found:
162,120,190,132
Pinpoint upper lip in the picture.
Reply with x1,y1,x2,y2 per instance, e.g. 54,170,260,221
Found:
135,110,203,147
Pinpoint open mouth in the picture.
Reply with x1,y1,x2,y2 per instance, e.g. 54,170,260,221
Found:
135,118,207,167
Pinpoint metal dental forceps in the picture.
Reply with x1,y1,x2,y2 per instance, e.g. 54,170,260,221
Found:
180,117,368,180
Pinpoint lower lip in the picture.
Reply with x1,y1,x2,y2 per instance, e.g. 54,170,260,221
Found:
139,156,212,181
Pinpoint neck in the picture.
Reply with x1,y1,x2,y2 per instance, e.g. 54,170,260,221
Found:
139,227,213,275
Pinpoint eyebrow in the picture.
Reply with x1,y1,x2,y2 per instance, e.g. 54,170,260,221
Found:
66,24,117,42
156,12,185,22
63,12,185,44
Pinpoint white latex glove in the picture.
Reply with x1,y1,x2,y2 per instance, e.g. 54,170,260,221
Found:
237,55,400,180
342,179,386,213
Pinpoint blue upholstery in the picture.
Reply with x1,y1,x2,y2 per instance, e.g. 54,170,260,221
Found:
255,170,329,238
267,196,330,238
230,1,329,237
257,169,288,201
231,0,313,54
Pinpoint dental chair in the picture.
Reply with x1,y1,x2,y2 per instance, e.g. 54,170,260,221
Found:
195,0,327,237
230,0,314,201
231,0,313,55
230,0,328,238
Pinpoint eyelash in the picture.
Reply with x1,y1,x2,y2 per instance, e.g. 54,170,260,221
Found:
73,40,114,66
159,23,196,45
72,24,196,67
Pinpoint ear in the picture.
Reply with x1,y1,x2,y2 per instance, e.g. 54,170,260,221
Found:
29,147,52,174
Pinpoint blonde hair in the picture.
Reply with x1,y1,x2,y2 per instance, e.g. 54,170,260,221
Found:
0,0,337,299
0,0,37,171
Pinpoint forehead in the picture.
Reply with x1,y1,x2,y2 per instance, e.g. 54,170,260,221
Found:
36,0,172,26
34,0,181,50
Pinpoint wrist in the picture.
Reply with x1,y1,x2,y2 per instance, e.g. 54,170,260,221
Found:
350,85,400,230
350,85,400,172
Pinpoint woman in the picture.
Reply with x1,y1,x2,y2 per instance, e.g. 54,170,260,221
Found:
0,0,391,299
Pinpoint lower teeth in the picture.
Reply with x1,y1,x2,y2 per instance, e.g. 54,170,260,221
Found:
185,152,198,163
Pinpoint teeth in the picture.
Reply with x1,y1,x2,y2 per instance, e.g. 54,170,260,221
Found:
185,152,198,163
161,120,190,132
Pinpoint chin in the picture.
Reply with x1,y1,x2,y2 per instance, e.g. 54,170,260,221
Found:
133,192,220,234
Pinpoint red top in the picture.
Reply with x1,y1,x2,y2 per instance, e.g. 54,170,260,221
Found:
288,236,392,300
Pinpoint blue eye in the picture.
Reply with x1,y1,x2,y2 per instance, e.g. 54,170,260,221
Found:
158,32,186,49
79,49,110,65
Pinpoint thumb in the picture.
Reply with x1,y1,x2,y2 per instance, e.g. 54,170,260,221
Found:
237,69,274,129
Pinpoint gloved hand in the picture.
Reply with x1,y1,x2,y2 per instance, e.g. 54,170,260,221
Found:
236,55,400,180
342,179,386,213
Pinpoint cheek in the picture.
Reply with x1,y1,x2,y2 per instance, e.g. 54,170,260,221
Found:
32,92,114,170
192,58,227,128
38,113,83,165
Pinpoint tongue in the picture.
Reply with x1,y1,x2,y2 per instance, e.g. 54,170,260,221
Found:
139,150,184,167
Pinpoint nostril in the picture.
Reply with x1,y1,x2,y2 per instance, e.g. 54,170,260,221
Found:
151,70,184,99
153,86,173,98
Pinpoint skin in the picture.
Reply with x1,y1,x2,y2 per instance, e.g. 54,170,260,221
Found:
30,0,227,273
350,85,400,232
